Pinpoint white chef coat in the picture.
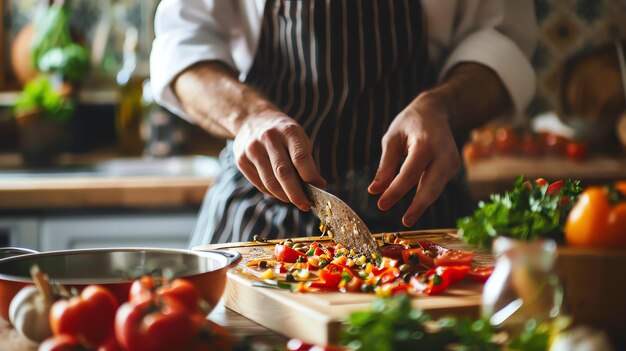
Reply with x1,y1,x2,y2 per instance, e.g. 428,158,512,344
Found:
150,0,537,121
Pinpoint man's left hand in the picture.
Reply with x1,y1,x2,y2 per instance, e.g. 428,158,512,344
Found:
368,94,461,227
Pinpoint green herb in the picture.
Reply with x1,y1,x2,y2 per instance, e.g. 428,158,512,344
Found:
14,76,74,123
457,176,582,249
507,320,551,351
32,2,90,82
340,295,499,351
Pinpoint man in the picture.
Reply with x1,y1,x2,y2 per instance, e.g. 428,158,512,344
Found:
151,0,536,245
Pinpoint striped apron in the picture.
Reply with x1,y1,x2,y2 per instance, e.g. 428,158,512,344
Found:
189,0,474,246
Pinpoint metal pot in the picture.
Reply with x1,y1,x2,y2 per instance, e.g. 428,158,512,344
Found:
0,247,241,322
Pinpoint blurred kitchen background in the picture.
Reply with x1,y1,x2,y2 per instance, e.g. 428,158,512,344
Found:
0,0,625,251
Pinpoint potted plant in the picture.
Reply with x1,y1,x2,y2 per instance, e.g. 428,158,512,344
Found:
13,0,89,167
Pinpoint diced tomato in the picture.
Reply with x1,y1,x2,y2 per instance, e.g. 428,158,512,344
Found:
468,266,494,283
433,250,474,267
319,265,343,286
314,247,324,256
379,257,399,269
409,271,448,296
275,244,306,263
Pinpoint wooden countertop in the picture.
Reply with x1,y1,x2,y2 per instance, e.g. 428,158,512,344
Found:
466,155,626,200
0,152,218,210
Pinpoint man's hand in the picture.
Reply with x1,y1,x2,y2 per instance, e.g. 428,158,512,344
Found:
173,62,326,211
233,110,326,212
368,95,460,227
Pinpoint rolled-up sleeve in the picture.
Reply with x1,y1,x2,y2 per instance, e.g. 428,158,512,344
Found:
439,1,537,116
150,0,237,120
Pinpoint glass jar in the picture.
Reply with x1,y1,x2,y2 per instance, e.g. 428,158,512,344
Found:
482,237,563,333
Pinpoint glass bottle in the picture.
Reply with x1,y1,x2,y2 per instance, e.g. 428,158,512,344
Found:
114,4,145,155
482,237,563,333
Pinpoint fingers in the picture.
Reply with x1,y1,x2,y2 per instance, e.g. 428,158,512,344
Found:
402,158,449,227
282,124,327,188
235,157,272,197
368,136,404,195
243,143,290,202
376,143,430,211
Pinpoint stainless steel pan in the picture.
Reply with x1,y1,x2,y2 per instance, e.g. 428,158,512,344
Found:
0,247,241,321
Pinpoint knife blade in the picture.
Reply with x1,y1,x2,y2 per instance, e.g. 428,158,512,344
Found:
303,184,382,262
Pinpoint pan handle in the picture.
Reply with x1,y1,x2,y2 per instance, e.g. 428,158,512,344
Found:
0,247,39,260
201,250,242,268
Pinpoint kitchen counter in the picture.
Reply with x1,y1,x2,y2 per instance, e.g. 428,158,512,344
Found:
466,155,626,200
0,301,288,350
0,153,220,210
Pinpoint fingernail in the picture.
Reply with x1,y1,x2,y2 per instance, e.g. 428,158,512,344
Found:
404,216,415,227
378,200,389,210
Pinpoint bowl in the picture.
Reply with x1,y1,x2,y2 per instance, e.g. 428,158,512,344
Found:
0,247,241,322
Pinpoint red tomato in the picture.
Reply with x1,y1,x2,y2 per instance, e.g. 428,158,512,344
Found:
129,275,157,304
468,266,494,283
521,134,545,157
433,250,474,267
193,319,235,351
98,333,123,351
157,279,202,314
115,299,197,351
541,132,568,155
50,285,119,348
341,276,364,293
39,335,82,351
566,141,589,161
534,178,548,187
380,244,405,261
275,244,306,263
409,271,448,296
495,127,520,154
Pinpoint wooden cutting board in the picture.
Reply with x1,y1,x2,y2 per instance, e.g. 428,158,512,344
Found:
195,229,493,345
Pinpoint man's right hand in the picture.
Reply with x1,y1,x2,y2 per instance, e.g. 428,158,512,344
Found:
233,111,326,212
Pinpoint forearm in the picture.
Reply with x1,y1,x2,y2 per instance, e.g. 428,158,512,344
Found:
417,62,513,133
172,61,277,139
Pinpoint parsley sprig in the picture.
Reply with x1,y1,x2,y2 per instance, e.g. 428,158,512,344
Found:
456,176,582,249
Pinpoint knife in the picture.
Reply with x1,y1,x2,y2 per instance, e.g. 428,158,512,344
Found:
303,183,382,262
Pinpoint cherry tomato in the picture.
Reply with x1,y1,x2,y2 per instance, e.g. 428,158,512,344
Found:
468,266,494,283
541,132,568,155
566,141,589,161
433,250,474,267
115,299,198,351
565,184,626,248
495,127,520,154
275,244,307,263
462,141,492,164
380,244,405,261
39,334,83,351
49,285,119,348
521,134,545,157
